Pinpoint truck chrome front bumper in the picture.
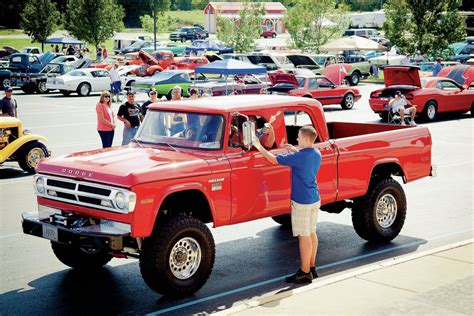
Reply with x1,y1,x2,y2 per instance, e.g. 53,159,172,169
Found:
430,165,437,177
22,211,131,250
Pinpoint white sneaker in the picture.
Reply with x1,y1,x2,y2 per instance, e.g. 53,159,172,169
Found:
410,121,417,126
401,121,407,126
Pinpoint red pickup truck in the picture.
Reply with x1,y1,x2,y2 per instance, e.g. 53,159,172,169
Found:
22,95,434,296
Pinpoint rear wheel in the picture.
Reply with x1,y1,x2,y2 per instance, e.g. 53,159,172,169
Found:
352,178,407,243
341,93,355,110
180,37,186,43
272,33,277,38
17,141,49,174
423,100,437,122
349,72,360,86
1,78,11,89
77,82,91,96
51,242,112,270
140,216,215,296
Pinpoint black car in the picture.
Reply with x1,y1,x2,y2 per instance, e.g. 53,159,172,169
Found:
169,26,209,43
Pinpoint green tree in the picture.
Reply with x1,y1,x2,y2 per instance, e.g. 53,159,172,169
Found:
191,0,208,10
285,0,349,52
216,3,264,53
383,0,465,55
20,0,60,51
65,0,125,49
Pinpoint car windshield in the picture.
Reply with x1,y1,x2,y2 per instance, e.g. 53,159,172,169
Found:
311,56,327,66
41,64,60,73
129,41,144,49
136,110,225,150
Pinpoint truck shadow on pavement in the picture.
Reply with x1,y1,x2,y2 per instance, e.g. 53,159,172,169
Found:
1,221,426,315
0,166,31,180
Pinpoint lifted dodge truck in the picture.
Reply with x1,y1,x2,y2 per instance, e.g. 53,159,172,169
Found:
22,95,434,296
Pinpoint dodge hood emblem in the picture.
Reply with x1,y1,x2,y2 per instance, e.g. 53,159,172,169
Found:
61,168,93,177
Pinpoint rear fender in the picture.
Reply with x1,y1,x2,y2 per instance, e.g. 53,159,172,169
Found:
0,135,47,163
368,159,406,187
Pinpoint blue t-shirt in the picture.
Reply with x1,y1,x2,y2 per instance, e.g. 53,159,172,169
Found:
276,147,321,204
432,63,443,76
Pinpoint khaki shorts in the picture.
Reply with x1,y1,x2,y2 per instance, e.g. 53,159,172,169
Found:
291,200,321,237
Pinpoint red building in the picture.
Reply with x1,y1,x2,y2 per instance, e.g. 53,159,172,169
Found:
203,2,287,34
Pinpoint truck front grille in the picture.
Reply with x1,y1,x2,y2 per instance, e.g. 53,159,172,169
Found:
38,175,128,213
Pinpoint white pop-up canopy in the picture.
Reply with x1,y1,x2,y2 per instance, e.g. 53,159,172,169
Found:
320,35,386,51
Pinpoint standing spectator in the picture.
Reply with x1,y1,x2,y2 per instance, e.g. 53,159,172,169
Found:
102,45,108,59
54,44,60,53
414,51,424,63
188,88,199,100
171,85,183,101
402,54,411,65
66,45,75,56
253,126,322,284
96,46,103,63
117,92,143,145
0,86,17,117
109,63,121,102
141,88,158,116
49,45,55,53
432,57,443,76
96,91,116,148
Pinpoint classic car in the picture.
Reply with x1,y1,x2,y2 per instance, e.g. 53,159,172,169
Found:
193,74,267,96
369,65,474,121
169,57,209,71
416,61,460,76
123,52,142,66
131,70,207,99
46,68,112,96
267,72,361,110
90,56,125,70
128,51,173,77
436,65,474,88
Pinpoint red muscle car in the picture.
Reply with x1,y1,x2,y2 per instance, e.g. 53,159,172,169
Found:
169,56,209,71
369,66,474,121
436,65,474,88
267,72,361,110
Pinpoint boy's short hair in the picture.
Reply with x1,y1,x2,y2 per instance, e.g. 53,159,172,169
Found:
299,126,318,143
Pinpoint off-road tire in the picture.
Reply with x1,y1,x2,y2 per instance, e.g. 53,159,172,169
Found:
17,141,48,174
351,178,407,243
77,82,91,96
341,93,355,110
51,242,112,269
140,216,215,297
422,100,437,122
272,214,291,227
349,72,360,86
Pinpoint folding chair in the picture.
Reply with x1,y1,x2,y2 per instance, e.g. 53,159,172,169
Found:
384,104,411,125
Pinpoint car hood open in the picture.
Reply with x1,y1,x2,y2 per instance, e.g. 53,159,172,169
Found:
268,72,299,86
37,146,211,188
383,66,422,88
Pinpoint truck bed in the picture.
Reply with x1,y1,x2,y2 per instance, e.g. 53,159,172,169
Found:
327,121,405,139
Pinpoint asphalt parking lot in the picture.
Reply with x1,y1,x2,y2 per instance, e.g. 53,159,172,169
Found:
0,85,472,315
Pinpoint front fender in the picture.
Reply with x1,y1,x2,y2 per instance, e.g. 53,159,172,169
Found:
0,134,47,163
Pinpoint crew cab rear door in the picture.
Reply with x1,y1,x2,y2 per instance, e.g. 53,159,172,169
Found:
283,109,337,205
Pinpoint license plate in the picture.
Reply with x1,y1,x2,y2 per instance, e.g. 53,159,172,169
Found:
42,224,58,242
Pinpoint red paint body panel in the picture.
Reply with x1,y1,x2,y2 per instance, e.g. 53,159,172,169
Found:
437,65,474,87
170,57,209,71
35,95,432,238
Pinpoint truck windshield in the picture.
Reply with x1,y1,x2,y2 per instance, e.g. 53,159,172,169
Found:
136,110,225,150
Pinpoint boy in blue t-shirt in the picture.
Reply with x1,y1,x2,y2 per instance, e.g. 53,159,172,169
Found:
253,125,322,284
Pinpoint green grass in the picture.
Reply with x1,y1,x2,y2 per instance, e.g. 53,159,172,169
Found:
167,10,205,27
0,38,39,50
361,72,384,84
0,29,24,36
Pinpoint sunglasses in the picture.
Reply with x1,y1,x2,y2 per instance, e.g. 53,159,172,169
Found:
104,96,110,98
150,92,157,95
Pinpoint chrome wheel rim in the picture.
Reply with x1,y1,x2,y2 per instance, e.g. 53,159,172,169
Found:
352,74,359,84
345,94,354,108
427,105,436,119
169,237,201,280
3,78,11,87
376,193,397,228
27,148,45,167
80,84,90,95
38,81,47,92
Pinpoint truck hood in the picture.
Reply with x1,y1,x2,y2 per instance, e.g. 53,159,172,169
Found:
383,66,421,88
37,146,212,188
286,55,319,68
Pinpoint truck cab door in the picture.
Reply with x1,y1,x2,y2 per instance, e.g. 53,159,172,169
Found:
225,112,291,224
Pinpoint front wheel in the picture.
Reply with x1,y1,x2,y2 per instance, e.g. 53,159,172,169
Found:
51,242,112,270
272,33,277,38
17,141,49,174
341,93,355,110
140,216,215,296
351,178,407,243
36,81,49,94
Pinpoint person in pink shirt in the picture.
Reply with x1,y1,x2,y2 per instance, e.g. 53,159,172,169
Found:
96,91,116,148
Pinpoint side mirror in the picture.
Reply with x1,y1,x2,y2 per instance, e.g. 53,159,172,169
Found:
242,120,255,150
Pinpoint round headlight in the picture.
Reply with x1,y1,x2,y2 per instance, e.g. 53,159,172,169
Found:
115,192,126,209
36,177,45,194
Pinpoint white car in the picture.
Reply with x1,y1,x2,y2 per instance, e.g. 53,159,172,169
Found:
46,68,111,96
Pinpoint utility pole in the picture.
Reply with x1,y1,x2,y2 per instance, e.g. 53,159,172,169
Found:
154,0,157,51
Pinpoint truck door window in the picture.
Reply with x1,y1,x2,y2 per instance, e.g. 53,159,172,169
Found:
283,110,318,145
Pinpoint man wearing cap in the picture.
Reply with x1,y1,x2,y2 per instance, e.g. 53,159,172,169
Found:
117,91,143,145
0,86,18,117
388,90,417,126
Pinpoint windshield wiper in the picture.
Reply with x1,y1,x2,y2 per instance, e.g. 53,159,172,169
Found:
131,138,144,148
159,142,180,153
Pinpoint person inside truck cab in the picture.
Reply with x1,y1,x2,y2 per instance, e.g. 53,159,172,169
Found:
229,115,275,149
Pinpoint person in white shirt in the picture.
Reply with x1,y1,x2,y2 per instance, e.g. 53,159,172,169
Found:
109,64,121,102
389,91,417,126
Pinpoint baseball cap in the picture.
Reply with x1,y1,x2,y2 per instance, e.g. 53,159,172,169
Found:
4,86,13,92
127,91,135,96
